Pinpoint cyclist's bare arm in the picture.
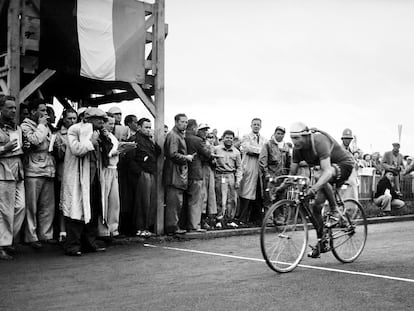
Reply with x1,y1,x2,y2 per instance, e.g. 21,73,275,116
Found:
310,157,335,192
290,162,299,175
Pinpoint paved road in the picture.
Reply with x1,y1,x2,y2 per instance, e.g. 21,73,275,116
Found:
1,221,413,311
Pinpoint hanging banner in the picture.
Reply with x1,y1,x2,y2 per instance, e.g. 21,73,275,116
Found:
40,0,146,84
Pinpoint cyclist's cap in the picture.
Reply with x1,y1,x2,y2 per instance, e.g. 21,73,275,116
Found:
275,126,286,133
289,122,310,137
392,142,400,147
198,123,210,131
77,107,87,115
341,128,353,139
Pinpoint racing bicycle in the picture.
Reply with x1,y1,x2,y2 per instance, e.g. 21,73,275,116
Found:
260,175,367,273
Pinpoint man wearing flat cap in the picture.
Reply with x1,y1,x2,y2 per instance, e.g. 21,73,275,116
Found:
259,126,290,203
60,107,109,256
381,142,404,193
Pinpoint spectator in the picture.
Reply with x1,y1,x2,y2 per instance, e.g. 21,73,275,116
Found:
163,113,194,235
117,114,139,236
259,125,290,211
46,105,57,133
233,136,241,151
19,103,30,124
164,124,169,136
60,107,108,256
124,114,138,140
214,130,242,229
0,96,25,260
21,99,56,249
361,154,373,167
237,118,267,225
381,143,404,193
183,119,212,233
77,107,87,122
371,152,382,175
211,128,220,146
199,124,217,230
374,169,405,216
131,117,161,237
54,109,78,242
108,106,128,141
97,116,121,239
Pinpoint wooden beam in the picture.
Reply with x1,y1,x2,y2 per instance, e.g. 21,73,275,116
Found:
130,82,155,117
0,79,7,94
19,68,56,103
0,0,8,16
154,0,165,235
7,0,21,120
85,91,138,107
55,96,74,110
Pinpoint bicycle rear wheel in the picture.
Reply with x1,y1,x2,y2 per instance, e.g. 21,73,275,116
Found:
330,199,367,263
260,199,308,273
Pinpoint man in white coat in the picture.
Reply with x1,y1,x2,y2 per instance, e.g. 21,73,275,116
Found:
237,118,267,225
60,108,108,256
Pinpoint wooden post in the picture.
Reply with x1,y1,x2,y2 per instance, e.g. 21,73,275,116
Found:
154,0,165,235
7,0,21,120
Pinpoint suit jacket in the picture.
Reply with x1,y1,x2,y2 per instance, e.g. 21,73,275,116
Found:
163,126,188,190
381,151,403,172
185,130,212,180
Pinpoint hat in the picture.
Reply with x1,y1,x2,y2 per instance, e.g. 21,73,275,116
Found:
290,122,310,137
77,107,87,115
341,128,353,139
275,126,286,133
198,123,210,131
384,168,398,176
108,106,122,114
84,107,107,120
392,142,400,147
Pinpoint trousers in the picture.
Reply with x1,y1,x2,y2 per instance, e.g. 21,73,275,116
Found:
24,177,55,242
0,180,25,246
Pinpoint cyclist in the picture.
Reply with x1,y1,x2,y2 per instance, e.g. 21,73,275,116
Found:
288,122,355,258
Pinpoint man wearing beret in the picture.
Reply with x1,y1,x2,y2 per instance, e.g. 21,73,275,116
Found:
60,107,109,256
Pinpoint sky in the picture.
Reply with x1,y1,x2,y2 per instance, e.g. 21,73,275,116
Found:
101,0,414,155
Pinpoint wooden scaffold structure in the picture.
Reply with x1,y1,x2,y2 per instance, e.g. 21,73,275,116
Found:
0,0,167,234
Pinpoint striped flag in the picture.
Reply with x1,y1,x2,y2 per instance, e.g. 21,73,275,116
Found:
40,0,146,84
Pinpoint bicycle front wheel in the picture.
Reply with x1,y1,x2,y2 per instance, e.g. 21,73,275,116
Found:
260,199,308,273
330,199,367,263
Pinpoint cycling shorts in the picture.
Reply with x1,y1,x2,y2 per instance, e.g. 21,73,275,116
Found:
331,162,353,186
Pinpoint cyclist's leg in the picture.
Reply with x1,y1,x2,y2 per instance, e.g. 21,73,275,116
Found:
312,191,326,239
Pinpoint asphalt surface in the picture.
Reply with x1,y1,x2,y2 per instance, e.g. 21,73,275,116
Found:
1,219,414,311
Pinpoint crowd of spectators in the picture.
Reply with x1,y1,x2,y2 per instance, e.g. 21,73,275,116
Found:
1,95,413,260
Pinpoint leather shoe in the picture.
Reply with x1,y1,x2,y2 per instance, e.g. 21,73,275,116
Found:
92,247,106,253
3,246,16,255
174,229,187,235
0,249,13,260
29,241,42,249
65,251,82,257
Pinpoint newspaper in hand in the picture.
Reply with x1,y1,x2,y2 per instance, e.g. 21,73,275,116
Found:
48,134,57,152
118,142,136,153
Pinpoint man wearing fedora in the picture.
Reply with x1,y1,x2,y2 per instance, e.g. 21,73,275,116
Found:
382,143,404,193
60,107,109,256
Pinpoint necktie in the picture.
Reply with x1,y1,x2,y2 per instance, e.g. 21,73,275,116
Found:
256,134,259,143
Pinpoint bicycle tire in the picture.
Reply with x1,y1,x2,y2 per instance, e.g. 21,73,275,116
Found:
330,199,367,263
260,199,308,273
